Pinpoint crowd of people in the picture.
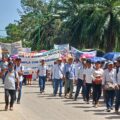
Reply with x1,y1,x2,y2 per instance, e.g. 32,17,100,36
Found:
0,56,120,115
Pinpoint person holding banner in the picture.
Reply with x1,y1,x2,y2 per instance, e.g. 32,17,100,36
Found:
52,58,64,97
37,59,48,93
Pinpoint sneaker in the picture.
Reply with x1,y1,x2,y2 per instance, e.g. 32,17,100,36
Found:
86,101,90,104
5,105,8,111
10,107,13,111
95,104,98,108
59,94,62,97
106,109,111,112
17,101,20,104
115,110,119,114
111,107,113,110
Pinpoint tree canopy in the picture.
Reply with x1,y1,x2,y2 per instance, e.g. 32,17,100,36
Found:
0,0,120,52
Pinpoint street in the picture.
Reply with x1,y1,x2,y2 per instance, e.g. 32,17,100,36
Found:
0,81,119,120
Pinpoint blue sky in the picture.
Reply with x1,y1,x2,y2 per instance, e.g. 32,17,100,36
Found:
0,0,21,37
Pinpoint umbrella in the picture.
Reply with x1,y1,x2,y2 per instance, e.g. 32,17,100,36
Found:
88,57,106,63
10,54,19,59
103,52,120,60
80,53,95,59
40,50,48,53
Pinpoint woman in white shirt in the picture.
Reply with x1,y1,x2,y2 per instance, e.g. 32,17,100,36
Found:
4,62,19,111
92,61,104,107
102,61,116,112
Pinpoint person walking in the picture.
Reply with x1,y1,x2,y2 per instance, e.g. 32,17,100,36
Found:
115,59,120,114
4,62,19,111
84,60,94,104
37,59,48,93
74,61,86,101
14,58,24,104
64,57,75,99
52,58,64,97
102,61,116,112
92,61,104,107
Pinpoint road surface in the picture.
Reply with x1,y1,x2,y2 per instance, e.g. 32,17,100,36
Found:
0,81,119,120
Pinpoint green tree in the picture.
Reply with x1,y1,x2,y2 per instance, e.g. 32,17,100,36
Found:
5,23,23,42
53,0,120,52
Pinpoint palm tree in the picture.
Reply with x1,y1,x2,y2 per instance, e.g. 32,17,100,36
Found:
82,0,120,52
53,0,120,52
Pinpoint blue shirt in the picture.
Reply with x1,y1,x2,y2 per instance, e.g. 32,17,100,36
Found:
64,63,75,80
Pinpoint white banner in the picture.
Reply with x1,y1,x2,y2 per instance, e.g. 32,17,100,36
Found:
54,44,69,50
21,53,60,71
22,48,31,53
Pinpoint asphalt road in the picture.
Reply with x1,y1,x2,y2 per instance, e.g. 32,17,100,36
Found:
0,81,119,120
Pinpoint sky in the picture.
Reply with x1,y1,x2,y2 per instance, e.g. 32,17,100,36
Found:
0,0,21,37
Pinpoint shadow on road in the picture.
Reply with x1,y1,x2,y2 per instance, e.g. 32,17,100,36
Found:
73,105,91,108
105,115,120,119
0,102,5,104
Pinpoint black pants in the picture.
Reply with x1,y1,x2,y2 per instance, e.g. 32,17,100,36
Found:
86,83,92,102
93,84,102,104
115,89,120,111
5,89,16,107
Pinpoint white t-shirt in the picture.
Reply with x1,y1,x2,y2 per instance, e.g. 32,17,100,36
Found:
52,64,64,79
15,65,24,82
4,71,19,90
84,67,94,83
92,68,104,81
38,65,48,77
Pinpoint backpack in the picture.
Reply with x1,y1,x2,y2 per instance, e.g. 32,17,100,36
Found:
3,71,17,82
14,65,23,71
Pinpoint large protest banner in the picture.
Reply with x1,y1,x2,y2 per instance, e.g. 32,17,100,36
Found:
0,41,22,55
11,41,22,55
20,51,60,70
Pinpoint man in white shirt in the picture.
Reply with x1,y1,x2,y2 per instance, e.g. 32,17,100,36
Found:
102,61,116,112
115,59,120,114
64,57,75,99
52,58,64,96
14,58,24,104
74,62,86,101
37,59,48,93
4,62,19,111
84,60,94,104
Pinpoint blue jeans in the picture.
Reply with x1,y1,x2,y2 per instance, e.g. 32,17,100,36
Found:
54,79,63,96
75,79,83,99
105,90,115,109
39,76,46,92
115,89,120,111
15,81,23,102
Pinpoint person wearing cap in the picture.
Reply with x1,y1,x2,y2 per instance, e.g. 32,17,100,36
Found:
74,60,87,101
51,60,57,93
37,59,48,93
4,62,19,111
114,59,120,114
83,60,94,104
14,58,24,104
52,58,64,96
102,61,116,112
92,61,104,107
64,56,75,99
